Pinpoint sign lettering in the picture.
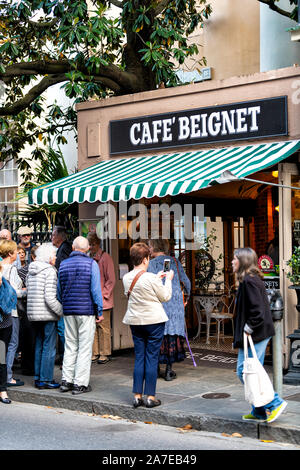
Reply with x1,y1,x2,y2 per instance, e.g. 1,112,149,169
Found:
109,96,287,155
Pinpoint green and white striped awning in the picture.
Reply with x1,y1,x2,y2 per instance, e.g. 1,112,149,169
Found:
28,140,300,205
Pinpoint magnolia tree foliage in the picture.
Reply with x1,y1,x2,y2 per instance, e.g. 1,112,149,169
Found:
0,0,212,181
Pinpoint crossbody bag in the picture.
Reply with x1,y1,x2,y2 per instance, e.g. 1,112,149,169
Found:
127,270,145,299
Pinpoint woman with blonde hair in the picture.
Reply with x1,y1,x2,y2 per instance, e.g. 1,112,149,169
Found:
0,260,17,403
232,247,287,424
0,240,26,387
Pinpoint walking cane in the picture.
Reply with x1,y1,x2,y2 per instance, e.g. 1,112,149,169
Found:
185,320,197,367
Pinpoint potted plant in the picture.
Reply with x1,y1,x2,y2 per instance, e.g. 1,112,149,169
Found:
194,228,224,293
286,246,300,310
284,248,300,385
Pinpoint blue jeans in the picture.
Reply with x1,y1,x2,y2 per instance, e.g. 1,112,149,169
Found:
33,321,57,382
237,336,284,418
130,322,165,397
6,317,20,383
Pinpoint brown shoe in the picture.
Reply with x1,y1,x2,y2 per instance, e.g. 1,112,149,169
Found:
97,357,111,364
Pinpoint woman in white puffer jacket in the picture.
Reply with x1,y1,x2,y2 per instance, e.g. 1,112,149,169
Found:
27,243,62,390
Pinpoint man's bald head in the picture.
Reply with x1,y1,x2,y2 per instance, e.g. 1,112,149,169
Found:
0,229,12,240
72,236,89,253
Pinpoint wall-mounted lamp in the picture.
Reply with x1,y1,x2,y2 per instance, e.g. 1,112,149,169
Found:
209,170,300,191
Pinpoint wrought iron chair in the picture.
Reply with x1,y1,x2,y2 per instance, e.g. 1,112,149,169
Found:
193,294,234,346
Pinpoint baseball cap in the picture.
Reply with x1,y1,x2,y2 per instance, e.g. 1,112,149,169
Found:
17,226,34,236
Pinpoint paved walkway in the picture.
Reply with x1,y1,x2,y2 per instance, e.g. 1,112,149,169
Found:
7,350,300,447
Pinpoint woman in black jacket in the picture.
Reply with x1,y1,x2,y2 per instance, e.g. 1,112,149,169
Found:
232,247,287,424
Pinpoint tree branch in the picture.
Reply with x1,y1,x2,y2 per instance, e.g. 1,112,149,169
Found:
0,59,140,93
0,74,67,116
153,0,171,17
257,0,294,19
27,19,58,30
108,0,123,8
0,16,58,29
0,66,135,116
0,60,73,79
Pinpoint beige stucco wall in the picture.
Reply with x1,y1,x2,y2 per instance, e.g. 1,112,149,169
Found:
77,66,300,170
193,0,260,81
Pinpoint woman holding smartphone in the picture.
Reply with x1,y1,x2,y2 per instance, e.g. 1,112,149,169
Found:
123,242,174,408
148,239,191,381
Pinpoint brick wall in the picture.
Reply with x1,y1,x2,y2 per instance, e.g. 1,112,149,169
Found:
252,187,276,258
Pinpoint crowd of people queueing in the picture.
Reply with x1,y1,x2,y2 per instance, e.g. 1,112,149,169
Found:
0,228,191,407
0,225,286,422
0,226,117,403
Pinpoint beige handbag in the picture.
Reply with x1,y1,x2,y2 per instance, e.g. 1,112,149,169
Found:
243,333,275,408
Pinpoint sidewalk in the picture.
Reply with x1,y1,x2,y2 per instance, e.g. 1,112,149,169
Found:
7,350,300,447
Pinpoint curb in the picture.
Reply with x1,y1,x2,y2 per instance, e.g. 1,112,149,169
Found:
8,388,300,447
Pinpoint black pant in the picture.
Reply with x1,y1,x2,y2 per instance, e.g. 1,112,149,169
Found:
0,326,12,392
19,312,35,374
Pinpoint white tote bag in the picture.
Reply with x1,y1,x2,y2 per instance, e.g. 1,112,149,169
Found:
242,333,275,408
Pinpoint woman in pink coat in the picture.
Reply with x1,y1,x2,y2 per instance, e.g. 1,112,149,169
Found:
88,232,116,364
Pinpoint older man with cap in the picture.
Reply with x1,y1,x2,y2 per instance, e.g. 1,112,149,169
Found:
57,236,103,395
18,226,36,265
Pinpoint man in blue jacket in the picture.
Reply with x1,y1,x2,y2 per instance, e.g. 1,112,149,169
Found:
57,236,103,395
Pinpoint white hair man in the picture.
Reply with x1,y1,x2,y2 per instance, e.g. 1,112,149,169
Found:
27,243,62,390
57,236,103,395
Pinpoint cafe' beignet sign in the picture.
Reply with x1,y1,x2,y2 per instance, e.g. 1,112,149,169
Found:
109,96,287,155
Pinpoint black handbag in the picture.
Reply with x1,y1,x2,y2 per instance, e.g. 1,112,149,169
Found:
17,297,27,318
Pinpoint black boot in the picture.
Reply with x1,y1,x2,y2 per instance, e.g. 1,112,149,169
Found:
164,364,177,381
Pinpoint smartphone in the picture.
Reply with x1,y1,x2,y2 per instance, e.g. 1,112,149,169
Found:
163,259,171,272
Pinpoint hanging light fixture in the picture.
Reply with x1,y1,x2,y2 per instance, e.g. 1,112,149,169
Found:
209,170,300,190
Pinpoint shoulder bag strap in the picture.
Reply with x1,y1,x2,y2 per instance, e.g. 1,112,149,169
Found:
173,256,184,287
243,332,258,361
173,256,188,306
243,332,249,360
7,265,13,284
173,257,180,278
127,270,145,299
